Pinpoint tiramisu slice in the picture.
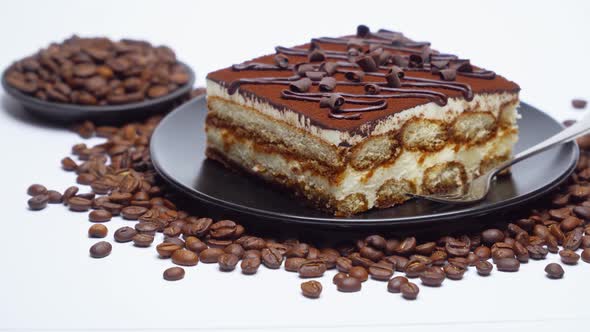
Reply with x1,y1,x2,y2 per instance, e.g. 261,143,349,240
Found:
205,25,520,216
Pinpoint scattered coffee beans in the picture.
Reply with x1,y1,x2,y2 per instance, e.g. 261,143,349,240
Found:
218,253,240,271
133,233,154,247
171,249,198,266
559,249,580,265
89,241,112,258
114,226,137,243
88,209,112,222
475,260,493,276
496,257,520,272
301,280,322,299
337,277,362,292
27,184,47,196
163,267,185,281
400,282,419,300
28,194,49,210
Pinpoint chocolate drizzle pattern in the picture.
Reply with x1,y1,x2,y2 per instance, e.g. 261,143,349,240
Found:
227,25,500,120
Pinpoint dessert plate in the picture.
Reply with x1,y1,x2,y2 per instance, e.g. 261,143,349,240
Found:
1,62,194,124
151,97,578,227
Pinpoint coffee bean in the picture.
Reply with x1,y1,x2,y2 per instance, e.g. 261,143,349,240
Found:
429,251,447,266
527,244,548,259
88,224,108,238
400,282,419,300
419,266,445,286
405,260,427,278
572,98,587,109
573,206,590,220
301,280,322,299
496,257,520,272
336,256,353,272
218,253,240,271
68,196,92,212
89,241,112,258
564,227,584,250
387,276,409,293
27,184,47,196
88,209,112,222
62,186,79,204
241,257,261,275
337,276,362,292
581,248,590,263
261,247,283,269
224,243,245,258
476,260,493,276
135,222,159,235
443,263,466,280
333,272,348,285
121,206,148,220
28,194,49,210
171,249,199,266
545,263,564,279
360,246,384,262
396,237,416,256
285,257,307,272
445,238,470,257
114,226,137,243
473,246,491,260
559,249,580,265
164,237,185,247
481,229,505,245
46,190,63,203
200,248,225,263
348,266,369,282
492,248,515,263
561,216,582,232
299,260,327,278
61,157,78,171
415,242,436,256
156,243,182,258
185,236,207,253
386,255,409,272
133,233,154,247
368,262,394,281
513,241,530,263
365,235,387,249
163,267,185,281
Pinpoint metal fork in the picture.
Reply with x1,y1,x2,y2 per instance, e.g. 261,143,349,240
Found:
410,112,590,204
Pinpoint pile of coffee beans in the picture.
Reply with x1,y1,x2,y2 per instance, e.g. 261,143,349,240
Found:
26,92,590,300
5,36,190,105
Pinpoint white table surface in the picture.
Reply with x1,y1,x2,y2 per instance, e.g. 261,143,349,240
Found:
1,1,589,331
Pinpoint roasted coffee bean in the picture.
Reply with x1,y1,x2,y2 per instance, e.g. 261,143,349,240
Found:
410,254,433,266
384,239,400,255
135,222,159,235
299,260,327,278
89,241,112,258
164,237,185,247
156,243,182,258
209,220,238,239
243,249,261,260
241,257,261,274
261,248,284,269
405,260,427,278
68,196,92,212
386,255,409,272
61,157,78,171
473,246,491,260
133,233,154,247
443,263,466,280
62,186,79,204
360,246,384,262
163,225,182,238
513,241,530,263
337,276,362,292
419,266,445,286
182,218,213,237
445,238,470,257
349,252,373,268
564,228,584,250
527,244,548,259
559,249,580,265
301,280,322,299
336,256,353,272
236,236,266,250
46,190,63,203
185,236,207,253
121,206,148,220
207,238,233,248
306,247,320,260
581,248,590,263
496,257,520,272
561,216,582,232
400,282,419,300
430,251,447,266
218,253,240,271
285,257,307,272
481,229,505,245
224,243,245,259
545,263,564,279
415,242,436,256
348,266,369,282
396,237,416,256
88,224,108,238
163,267,185,281
27,184,47,196
333,272,348,285
475,260,493,276
573,206,590,220
88,209,112,222
369,262,394,281
492,248,515,263
387,276,409,293
448,257,469,269
114,226,137,243
200,248,225,263
365,235,387,249
171,249,199,266
28,194,49,210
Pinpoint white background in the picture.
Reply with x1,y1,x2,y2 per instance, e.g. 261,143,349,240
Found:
1,1,589,331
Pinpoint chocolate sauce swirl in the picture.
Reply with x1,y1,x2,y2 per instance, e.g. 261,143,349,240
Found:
227,25,499,120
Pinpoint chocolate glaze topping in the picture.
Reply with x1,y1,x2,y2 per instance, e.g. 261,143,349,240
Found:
207,25,519,136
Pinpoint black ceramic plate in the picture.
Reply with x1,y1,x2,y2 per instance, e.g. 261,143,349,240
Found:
1,62,195,124
151,97,578,227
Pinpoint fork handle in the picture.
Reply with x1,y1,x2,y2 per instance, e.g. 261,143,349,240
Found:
494,110,590,175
